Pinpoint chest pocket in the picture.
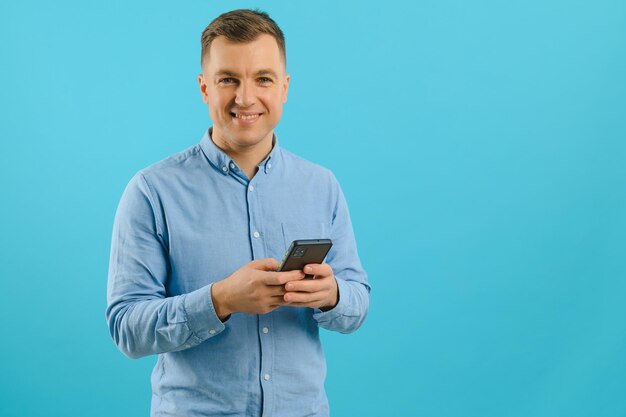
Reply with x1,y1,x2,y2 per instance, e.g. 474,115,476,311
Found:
280,222,331,255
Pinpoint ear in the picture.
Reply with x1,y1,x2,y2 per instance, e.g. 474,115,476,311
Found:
198,74,209,104
282,74,290,104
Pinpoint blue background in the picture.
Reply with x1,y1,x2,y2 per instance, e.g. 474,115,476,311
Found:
1,1,625,416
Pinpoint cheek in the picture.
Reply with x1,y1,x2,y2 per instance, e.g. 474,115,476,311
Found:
207,94,230,117
272,105,283,120
263,92,285,115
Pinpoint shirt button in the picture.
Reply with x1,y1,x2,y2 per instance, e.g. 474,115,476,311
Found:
262,327,269,334
230,162,235,169
267,163,272,169
253,231,260,238
248,185,254,192
209,329,216,335
264,374,271,381
222,166,228,172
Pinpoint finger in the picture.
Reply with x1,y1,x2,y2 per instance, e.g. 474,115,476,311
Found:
260,305,281,314
270,294,295,307
266,287,287,297
286,301,327,308
252,258,279,272
284,278,324,293
262,296,290,310
283,291,325,304
304,263,333,278
265,269,305,285
269,295,287,304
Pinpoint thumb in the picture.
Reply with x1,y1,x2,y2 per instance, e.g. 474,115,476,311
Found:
250,258,279,271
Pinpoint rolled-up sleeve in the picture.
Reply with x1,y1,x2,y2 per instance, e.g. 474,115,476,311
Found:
105,172,225,359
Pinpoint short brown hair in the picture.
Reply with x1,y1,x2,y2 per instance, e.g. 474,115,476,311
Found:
200,9,286,68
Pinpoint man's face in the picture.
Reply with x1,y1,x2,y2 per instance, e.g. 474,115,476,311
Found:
198,34,290,151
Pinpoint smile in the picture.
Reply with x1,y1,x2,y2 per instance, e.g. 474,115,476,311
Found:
231,112,261,120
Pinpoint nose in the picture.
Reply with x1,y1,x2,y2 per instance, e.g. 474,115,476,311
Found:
235,81,255,107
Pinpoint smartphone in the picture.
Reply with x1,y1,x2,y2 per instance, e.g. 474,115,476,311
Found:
277,239,333,278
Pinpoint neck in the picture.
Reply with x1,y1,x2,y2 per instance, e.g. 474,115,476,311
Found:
211,130,274,179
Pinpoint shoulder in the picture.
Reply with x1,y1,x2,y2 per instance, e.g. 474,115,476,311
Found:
278,147,344,209
279,147,338,184
140,144,203,175
132,144,205,188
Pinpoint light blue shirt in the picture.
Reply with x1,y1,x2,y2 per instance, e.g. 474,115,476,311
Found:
106,129,371,417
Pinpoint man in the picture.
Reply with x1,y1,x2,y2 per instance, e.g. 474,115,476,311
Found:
106,9,370,417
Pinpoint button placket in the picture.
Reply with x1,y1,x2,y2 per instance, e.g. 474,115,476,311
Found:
258,305,275,413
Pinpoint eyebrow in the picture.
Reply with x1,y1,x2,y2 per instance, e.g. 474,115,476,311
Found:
215,70,239,78
214,69,278,78
255,69,278,78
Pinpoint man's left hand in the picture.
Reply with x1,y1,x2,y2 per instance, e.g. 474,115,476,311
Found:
282,263,338,311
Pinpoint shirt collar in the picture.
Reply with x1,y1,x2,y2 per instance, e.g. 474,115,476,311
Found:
199,127,280,176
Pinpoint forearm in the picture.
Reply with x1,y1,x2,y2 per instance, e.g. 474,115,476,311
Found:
106,283,225,359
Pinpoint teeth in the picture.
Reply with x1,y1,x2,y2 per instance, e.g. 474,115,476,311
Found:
235,113,259,120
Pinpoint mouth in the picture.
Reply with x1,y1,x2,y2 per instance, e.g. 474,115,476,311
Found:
230,112,262,124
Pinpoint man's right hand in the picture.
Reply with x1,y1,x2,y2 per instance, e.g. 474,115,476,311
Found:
211,258,305,321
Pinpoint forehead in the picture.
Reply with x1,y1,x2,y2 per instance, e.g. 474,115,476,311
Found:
205,34,285,74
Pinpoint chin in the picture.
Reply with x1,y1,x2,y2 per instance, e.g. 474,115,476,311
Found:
230,131,272,147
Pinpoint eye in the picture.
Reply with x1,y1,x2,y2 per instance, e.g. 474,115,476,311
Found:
218,77,237,85
258,77,273,85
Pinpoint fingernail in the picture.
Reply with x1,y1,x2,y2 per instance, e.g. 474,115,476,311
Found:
305,266,312,273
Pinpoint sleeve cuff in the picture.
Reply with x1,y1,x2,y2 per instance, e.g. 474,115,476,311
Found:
182,283,226,341
312,277,353,323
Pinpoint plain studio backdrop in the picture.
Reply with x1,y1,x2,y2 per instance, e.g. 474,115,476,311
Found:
1,1,625,416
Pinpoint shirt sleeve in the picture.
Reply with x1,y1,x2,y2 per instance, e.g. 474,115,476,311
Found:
105,172,226,359
312,173,371,333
